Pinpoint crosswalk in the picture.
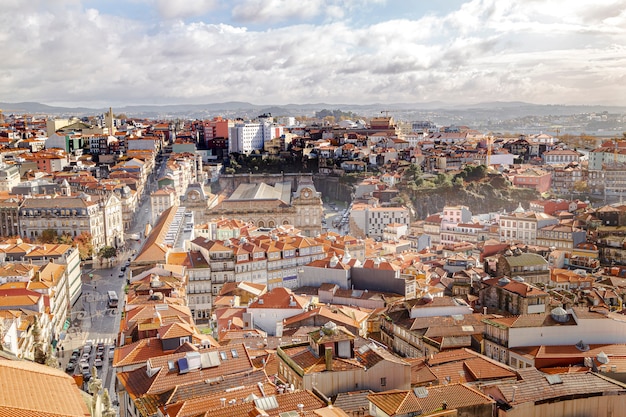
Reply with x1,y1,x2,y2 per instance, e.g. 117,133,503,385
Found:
95,337,114,345
85,337,114,346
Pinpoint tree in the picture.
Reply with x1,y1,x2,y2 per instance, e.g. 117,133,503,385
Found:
98,246,117,259
75,232,94,260
58,233,74,245
40,229,58,244
573,180,589,194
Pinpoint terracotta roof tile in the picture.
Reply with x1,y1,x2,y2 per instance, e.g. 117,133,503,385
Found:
201,390,326,417
0,360,90,416
368,384,493,416
494,368,626,405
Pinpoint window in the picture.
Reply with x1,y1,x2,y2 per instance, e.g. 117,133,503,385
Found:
220,351,227,360
231,349,239,358
380,377,386,387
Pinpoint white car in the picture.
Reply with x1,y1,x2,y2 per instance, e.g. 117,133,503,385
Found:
94,357,103,368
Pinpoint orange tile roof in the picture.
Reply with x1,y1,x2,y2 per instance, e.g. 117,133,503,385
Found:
201,390,326,417
368,384,493,416
0,360,90,416
494,368,626,405
280,345,363,374
248,287,308,309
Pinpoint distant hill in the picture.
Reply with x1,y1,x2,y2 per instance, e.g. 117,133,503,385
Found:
1,100,625,121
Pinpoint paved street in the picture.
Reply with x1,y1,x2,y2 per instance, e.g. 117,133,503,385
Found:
58,185,154,406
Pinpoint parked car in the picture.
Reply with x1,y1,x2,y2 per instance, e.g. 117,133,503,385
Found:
65,362,76,373
108,346,115,360
81,352,90,362
70,349,80,361
118,271,125,278
83,340,93,353
94,357,103,368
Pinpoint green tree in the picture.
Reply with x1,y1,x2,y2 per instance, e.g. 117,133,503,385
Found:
98,246,117,259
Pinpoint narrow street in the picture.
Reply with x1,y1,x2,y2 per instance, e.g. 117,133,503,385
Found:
58,179,155,407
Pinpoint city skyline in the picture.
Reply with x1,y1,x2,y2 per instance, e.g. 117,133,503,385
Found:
3,0,626,108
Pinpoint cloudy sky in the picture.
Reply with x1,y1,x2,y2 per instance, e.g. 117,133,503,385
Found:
2,0,626,107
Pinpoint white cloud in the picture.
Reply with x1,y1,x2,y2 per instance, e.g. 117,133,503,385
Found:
153,0,219,20
1,0,626,106
231,0,326,24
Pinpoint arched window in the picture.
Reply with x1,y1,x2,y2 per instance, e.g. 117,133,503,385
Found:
257,220,265,227
268,221,275,227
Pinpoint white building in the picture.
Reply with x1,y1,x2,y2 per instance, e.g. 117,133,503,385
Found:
150,186,177,224
484,307,626,368
499,208,559,245
246,287,309,335
228,121,283,154
350,203,410,239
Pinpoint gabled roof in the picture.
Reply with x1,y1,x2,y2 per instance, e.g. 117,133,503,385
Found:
248,287,308,309
368,384,493,416
0,359,90,416
493,368,626,406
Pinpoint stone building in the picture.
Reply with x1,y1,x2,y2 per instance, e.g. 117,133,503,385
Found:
209,179,322,237
19,191,123,251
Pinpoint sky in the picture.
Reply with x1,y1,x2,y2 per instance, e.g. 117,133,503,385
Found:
2,0,626,107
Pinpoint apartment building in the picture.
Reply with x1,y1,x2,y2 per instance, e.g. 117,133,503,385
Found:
150,186,177,223
19,192,123,251
483,307,626,368
536,223,587,250
277,322,410,397
229,120,283,154
0,164,20,192
499,209,559,245
484,249,550,285
350,203,410,240
542,149,582,165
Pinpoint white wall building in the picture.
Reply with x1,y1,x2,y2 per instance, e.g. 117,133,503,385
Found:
228,121,283,154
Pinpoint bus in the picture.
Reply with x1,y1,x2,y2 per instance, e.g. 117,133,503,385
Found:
107,291,119,308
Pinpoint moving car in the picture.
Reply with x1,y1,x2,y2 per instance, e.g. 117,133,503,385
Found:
65,362,76,373
94,357,103,368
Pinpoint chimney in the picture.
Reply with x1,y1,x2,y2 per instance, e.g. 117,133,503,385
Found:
297,404,304,414
220,398,226,407
511,386,518,403
483,306,487,315
325,346,333,371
